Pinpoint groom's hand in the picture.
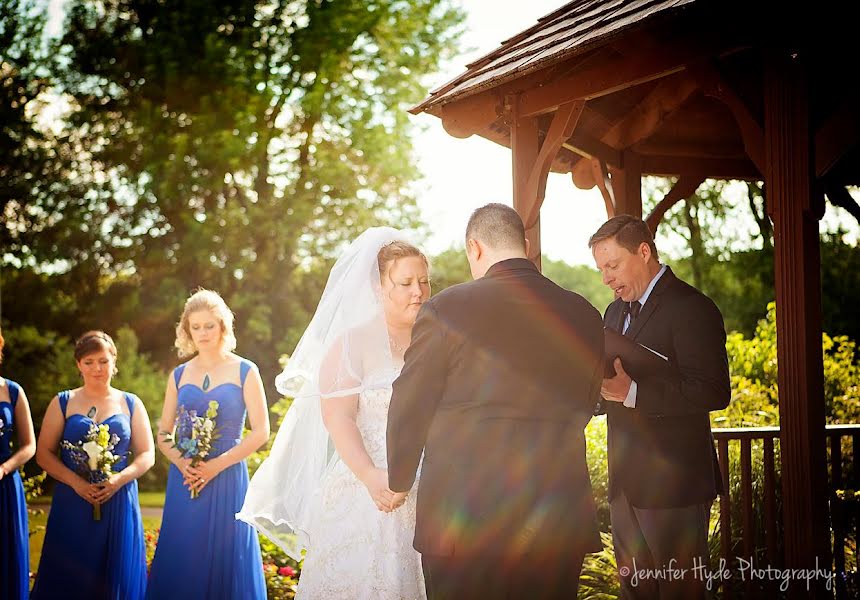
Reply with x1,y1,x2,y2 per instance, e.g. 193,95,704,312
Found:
601,358,632,403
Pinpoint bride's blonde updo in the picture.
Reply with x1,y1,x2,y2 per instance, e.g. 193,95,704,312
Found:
174,289,237,358
377,240,429,282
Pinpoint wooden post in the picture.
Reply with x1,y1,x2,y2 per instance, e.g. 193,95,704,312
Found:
510,99,542,269
609,151,643,218
764,47,830,597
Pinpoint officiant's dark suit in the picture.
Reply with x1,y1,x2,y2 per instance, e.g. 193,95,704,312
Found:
387,204,605,599
591,215,730,600
601,266,729,510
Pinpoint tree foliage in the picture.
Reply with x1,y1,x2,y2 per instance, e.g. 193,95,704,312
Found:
429,247,612,311
3,0,465,400
712,302,859,428
647,178,860,340
1,0,92,271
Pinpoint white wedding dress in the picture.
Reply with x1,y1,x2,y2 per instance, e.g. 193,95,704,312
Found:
296,365,426,600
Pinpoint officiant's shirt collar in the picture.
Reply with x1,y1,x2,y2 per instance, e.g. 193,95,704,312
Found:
637,264,667,307
485,258,538,277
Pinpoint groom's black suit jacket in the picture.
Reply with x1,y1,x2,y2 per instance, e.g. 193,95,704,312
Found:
601,266,731,509
387,258,604,560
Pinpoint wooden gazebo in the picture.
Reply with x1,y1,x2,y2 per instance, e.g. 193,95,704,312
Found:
412,1,859,597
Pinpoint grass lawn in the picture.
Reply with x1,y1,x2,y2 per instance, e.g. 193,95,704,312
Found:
138,490,166,507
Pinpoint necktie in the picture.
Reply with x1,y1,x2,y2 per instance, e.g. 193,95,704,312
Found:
624,301,642,334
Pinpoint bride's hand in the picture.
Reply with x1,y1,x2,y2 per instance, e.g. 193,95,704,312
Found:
360,467,395,512
389,491,409,511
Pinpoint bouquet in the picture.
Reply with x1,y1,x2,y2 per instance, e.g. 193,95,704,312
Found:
62,423,123,520
165,401,220,499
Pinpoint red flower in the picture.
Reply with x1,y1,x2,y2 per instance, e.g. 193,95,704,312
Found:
279,566,297,578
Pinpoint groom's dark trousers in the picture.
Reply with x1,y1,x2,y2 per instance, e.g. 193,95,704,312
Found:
422,552,585,600
597,267,730,599
387,258,605,599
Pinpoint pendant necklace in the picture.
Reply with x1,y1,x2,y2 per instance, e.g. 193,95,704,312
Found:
200,358,222,392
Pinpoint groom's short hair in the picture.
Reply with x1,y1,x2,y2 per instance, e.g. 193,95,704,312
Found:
466,203,526,251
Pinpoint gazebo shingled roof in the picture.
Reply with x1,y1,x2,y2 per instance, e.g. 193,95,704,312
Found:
412,1,860,597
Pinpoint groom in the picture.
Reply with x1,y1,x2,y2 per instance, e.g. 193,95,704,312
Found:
387,203,605,599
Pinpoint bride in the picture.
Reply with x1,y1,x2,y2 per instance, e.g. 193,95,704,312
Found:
238,227,431,599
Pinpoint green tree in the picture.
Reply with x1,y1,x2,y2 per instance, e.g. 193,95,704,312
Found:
428,248,613,312
542,257,613,311
6,1,465,400
111,327,169,490
0,325,78,422
712,302,859,427
0,0,99,279
647,178,860,338
428,247,470,292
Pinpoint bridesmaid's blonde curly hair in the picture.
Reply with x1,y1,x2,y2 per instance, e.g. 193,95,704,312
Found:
175,289,237,358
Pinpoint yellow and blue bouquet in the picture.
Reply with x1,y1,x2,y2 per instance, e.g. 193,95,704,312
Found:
62,423,123,520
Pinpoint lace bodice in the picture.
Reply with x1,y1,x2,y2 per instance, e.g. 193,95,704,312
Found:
354,364,402,468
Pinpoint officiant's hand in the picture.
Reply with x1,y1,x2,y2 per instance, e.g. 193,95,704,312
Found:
361,467,396,512
601,358,632,403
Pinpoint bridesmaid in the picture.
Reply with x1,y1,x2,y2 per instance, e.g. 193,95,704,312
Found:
0,327,37,600
146,289,269,600
31,331,155,600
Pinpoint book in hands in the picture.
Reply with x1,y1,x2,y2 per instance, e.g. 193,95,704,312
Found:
603,327,675,380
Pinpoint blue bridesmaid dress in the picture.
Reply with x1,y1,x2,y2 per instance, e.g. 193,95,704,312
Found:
146,359,266,600
31,390,147,600
0,378,29,600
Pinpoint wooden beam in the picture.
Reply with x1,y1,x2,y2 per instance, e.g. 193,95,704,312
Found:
569,73,700,189
764,47,830,597
824,182,860,222
522,100,586,229
589,158,615,218
645,175,706,232
639,154,760,179
689,60,765,173
815,97,860,178
516,27,746,117
562,132,623,168
511,104,542,269
604,75,700,150
439,92,502,139
634,140,748,159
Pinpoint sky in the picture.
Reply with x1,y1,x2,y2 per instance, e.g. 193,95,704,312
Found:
44,0,858,265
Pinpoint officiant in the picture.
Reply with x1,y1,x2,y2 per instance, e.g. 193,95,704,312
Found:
589,215,731,600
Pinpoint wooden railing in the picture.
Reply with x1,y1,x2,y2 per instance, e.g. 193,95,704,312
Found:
712,424,858,599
